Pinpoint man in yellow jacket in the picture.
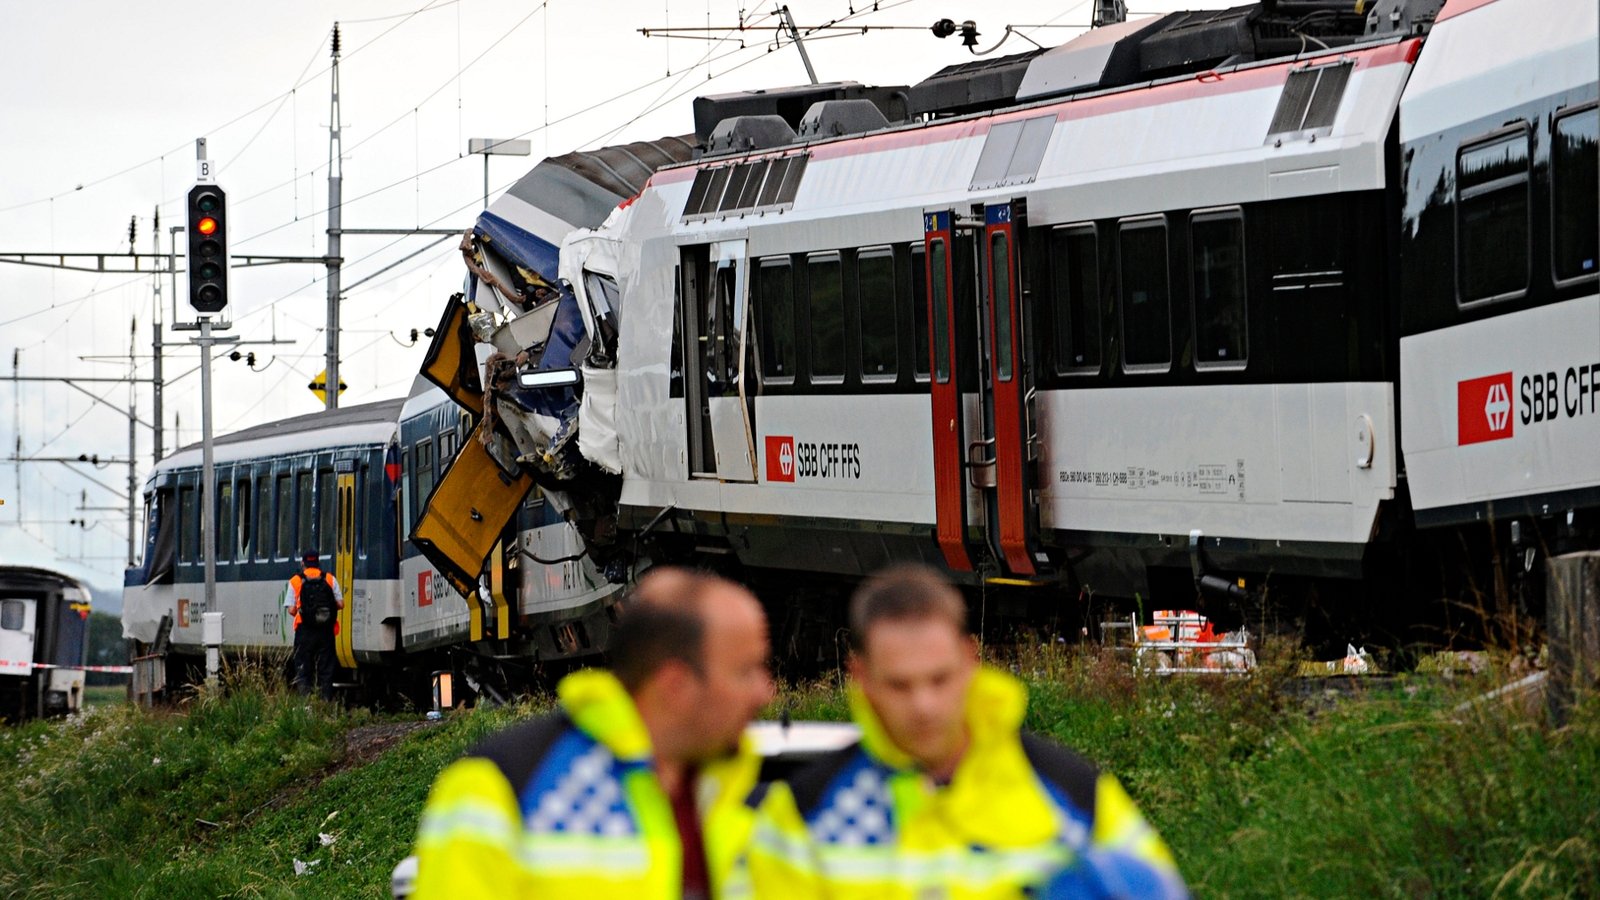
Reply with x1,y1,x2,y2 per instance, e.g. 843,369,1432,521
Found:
412,568,775,899
750,564,1187,899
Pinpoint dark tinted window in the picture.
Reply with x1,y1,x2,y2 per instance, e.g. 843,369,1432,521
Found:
757,258,796,379
236,480,251,560
1553,106,1599,282
911,244,930,379
180,486,198,563
276,475,293,559
1049,225,1100,374
991,232,1015,382
297,471,313,557
318,469,336,556
758,157,792,207
416,440,435,513
931,240,950,382
857,248,897,378
808,252,845,379
217,481,233,562
1191,211,1248,367
256,478,272,560
1457,130,1529,303
1119,218,1172,371
721,163,756,213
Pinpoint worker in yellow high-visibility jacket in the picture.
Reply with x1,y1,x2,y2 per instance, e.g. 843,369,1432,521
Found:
412,568,775,900
750,564,1188,900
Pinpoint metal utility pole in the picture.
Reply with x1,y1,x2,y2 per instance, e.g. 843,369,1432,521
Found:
128,318,138,564
152,206,165,462
326,22,344,411
777,5,820,85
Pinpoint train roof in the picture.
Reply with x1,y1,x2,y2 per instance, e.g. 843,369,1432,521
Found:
686,0,1445,160
154,398,406,474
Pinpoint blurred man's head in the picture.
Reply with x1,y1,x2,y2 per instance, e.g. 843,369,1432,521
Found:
610,568,774,763
302,550,320,567
848,564,977,775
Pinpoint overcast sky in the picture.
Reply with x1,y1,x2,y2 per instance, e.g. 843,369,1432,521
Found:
0,0,1219,587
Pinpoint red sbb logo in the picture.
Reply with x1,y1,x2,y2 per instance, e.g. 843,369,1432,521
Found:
1458,372,1514,445
418,571,435,607
765,435,796,482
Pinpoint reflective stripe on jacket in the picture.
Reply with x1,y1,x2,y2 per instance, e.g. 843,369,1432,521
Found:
412,668,763,900
749,666,1187,900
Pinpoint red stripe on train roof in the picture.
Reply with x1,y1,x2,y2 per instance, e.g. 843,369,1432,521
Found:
1436,0,1500,23
648,38,1420,187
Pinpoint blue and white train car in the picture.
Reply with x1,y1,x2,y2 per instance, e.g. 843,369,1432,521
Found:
122,398,406,670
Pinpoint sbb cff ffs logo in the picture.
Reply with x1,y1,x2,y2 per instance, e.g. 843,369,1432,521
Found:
186,184,229,314
766,436,796,482
1458,372,1513,445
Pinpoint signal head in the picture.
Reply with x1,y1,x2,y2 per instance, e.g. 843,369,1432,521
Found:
186,183,229,315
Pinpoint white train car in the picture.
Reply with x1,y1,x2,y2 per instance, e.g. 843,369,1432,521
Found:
416,0,1597,646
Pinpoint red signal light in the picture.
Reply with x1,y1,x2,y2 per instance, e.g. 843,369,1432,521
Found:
197,216,219,236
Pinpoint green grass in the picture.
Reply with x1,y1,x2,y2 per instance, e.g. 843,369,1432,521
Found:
0,654,1596,897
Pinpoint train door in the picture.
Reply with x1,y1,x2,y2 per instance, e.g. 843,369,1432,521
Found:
923,202,1044,576
0,596,38,677
334,458,357,669
682,240,758,481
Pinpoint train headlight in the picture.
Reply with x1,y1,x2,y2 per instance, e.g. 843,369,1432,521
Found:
516,368,581,390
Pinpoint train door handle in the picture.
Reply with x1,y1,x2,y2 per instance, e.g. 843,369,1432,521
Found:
966,438,997,489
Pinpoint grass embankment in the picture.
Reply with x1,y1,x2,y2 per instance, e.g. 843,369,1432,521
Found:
1,656,1597,898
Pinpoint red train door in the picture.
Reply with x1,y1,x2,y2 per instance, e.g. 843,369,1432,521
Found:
922,203,1045,577
981,201,1040,576
923,210,976,571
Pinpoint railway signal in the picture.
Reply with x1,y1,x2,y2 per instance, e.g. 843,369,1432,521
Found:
186,184,229,314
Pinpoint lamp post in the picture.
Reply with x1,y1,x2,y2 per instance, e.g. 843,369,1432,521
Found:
467,138,533,210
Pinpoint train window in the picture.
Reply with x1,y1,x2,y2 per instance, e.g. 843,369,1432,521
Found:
931,239,951,383
179,486,198,563
1190,209,1248,369
1553,105,1599,283
357,463,369,558
296,472,313,557
990,232,1015,382
1456,127,1530,305
217,482,233,563
257,478,273,561
276,475,293,559
236,479,251,560
400,448,413,533
858,247,898,380
0,600,22,631
318,469,336,556
808,252,845,380
417,440,435,508
1049,224,1100,375
757,257,796,380
1119,216,1172,372
911,244,930,379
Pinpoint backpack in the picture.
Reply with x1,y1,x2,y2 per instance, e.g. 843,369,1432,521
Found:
299,570,337,627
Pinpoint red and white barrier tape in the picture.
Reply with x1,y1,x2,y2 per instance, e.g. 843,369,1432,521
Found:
0,660,134,674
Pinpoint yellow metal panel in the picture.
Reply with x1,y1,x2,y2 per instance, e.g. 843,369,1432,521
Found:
420,298,485,416
412,418,534,606
335,473,357,669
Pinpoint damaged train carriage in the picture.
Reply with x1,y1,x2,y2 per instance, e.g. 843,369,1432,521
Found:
412,135,697,652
